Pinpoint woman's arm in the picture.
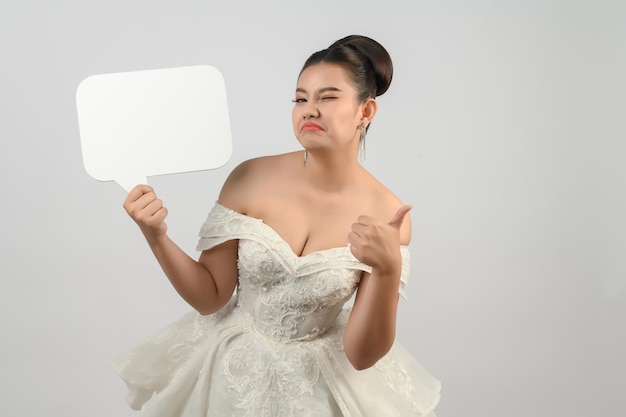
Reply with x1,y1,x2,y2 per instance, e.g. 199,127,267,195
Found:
124,185,238,315
343,205,412,370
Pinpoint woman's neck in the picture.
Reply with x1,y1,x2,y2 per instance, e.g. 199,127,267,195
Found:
302,148,363,193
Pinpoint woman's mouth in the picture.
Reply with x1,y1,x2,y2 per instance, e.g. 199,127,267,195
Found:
301,122,323,132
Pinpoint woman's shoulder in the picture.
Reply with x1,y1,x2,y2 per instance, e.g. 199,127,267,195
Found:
363,173,413,244
217,152,298,212
363,171,405,209
230,152,297,173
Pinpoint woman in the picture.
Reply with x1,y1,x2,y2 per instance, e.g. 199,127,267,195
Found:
114,35,440,416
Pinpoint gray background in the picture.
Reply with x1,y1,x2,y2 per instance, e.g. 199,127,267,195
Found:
1,1,624,416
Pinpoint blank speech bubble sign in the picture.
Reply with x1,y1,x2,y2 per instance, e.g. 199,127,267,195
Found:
76,65,232,192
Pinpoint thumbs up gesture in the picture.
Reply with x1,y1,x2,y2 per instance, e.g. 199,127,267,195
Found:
348,205,412,273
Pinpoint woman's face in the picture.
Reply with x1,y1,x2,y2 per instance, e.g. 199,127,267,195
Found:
292,63,365,153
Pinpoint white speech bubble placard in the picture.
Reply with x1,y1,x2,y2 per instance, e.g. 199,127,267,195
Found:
76,65,232,192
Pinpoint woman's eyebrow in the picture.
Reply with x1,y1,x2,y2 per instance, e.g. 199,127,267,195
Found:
295,87,343,94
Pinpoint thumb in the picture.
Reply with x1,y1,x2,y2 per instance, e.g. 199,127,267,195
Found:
388,205,412,229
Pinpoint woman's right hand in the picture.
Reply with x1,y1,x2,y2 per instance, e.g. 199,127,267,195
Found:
123,184,168,242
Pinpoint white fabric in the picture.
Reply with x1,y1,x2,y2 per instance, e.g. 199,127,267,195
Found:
112,202,441,416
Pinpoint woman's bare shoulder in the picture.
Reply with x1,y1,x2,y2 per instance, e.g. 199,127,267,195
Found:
366,176,413,245
218,152,298,212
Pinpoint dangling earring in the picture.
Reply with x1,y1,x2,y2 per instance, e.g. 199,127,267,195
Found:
303,149,308,167
358,123,367,162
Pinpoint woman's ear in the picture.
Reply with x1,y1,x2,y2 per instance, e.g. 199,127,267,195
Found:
360,98,378,127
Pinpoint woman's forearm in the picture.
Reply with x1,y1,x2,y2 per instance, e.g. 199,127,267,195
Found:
145,233,229,315
343,267,401,370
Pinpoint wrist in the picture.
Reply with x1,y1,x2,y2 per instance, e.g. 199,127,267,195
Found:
371,252,402,277
143,229,169,248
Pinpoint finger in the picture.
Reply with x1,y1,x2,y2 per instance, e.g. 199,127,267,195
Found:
388,204,412,229
347,231,359,246
143,198,164,217
347,232,362,256
125,194,158,220
129,191,157,213
124,185,154,209
350,222,368,239
126,184,152,202
150,206,168,224
356,214,375,226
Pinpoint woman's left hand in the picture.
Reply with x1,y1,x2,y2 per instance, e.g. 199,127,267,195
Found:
348,205,412,274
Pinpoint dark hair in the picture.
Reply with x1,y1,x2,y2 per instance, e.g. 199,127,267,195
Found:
300,35,393,102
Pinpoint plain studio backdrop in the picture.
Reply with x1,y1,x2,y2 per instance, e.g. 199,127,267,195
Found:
1,1,624,416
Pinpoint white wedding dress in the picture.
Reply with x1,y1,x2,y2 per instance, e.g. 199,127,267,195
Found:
112,202,441,416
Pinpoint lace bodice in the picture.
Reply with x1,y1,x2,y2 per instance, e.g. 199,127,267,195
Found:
196,202,411,342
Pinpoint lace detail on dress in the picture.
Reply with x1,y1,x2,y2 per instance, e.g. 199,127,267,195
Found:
237,240,360,342
224,340,323,417
377,356,421,413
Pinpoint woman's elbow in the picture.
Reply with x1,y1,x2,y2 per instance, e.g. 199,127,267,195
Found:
348,355,377,371
193,295,229,316
345,342,393,371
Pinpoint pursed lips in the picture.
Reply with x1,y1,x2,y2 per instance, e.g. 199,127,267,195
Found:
301,122,323,132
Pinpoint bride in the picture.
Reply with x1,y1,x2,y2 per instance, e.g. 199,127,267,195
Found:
114,34,441,416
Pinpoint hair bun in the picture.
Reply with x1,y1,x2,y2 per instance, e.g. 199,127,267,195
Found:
329,35,393,97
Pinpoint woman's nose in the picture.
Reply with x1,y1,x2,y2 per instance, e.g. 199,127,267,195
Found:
303,103,319,119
